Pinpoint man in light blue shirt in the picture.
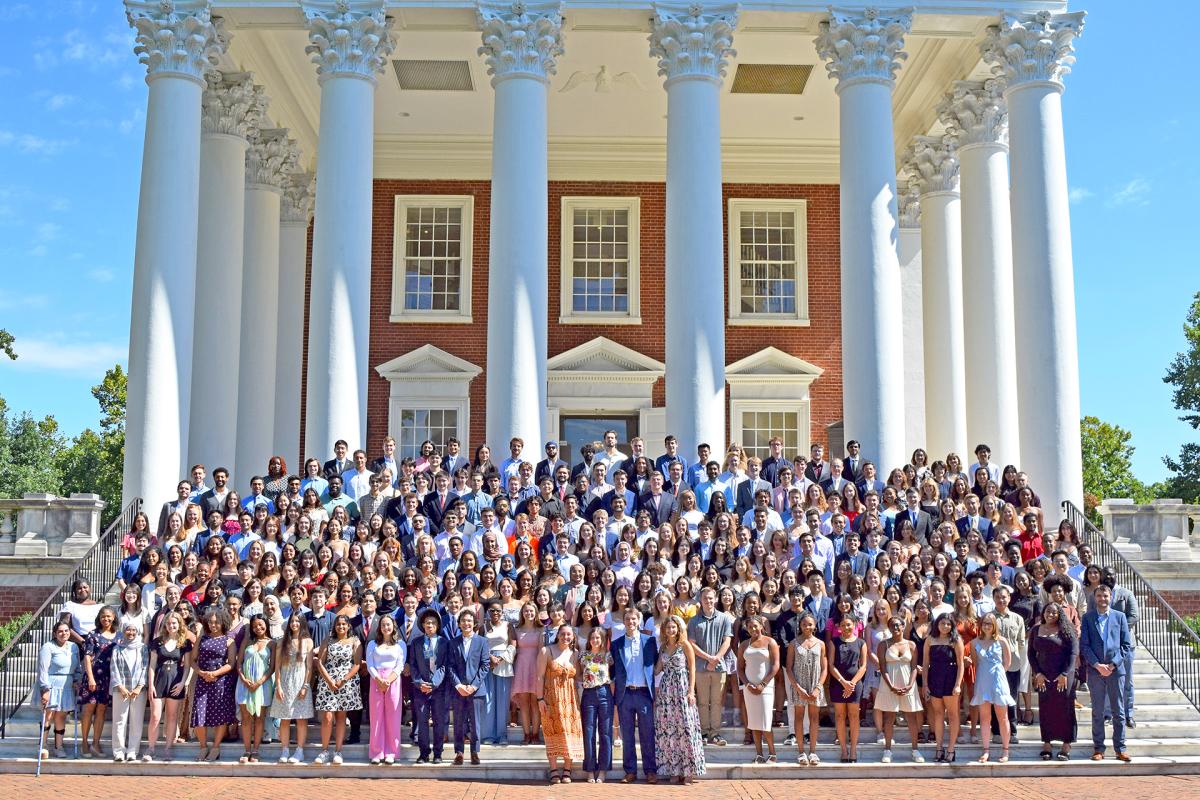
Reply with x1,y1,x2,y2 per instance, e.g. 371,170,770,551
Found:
499,437,526,485
241,476,275,514
685,443,712,489
693,461,731,514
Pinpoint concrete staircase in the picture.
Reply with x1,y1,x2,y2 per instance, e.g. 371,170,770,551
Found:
2,645,1198,779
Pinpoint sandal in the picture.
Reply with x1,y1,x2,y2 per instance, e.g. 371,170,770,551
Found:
1040,749,1053,761
977,750,990,764
998,750,1009,764
239,752,250,764
561,773,572,784
549,769,562,784
1056,749,1071,761
197,745,209,762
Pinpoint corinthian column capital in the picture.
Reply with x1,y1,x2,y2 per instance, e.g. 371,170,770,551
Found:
648,3,738,87
902,135,959,196
281,172,316,226
302,0,395,84
201,71,265,140
981,10,1086,91
125,0,224,85
938,78,1007,150
477,1,565,84
246,129,298,192
897,175,921,229
815,7,912,92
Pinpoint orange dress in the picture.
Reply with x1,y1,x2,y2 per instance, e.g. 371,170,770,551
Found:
957,617,979,687
542,656,584,762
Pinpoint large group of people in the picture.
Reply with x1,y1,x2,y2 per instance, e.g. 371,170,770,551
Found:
37,433,1141,780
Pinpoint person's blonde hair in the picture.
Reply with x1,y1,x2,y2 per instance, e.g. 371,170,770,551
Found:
659,613,688,650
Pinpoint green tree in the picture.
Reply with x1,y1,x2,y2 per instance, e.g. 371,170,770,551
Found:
1162,291,1200,502
0,329,15,360
0,397,64,497
1080,415,1151,518
59,365,127,525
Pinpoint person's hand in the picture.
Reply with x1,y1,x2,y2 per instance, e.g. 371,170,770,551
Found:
490,655,501,667
1055,675,1068,692
456,684,470,697
420,682,433,694
298,685,308,698
87,679,97,692
1034,674,1047,691
40,690,50,709
276,685,285,701
687,692,696,706
952,685,961,696
895,683,909,695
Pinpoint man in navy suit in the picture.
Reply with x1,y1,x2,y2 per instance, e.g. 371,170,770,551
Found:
411,608,452,763
422,470,459,532
1080,585,1134,762
535,440,568,485
322,439,351,480
895,487,936,542
449,608,491,765
637,471,675,528
955,493,995,541
611,607,658,783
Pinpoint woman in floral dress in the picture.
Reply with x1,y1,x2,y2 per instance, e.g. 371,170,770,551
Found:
536,624,583,783
313,614,362,765
190,609,237,761
653,614,705,783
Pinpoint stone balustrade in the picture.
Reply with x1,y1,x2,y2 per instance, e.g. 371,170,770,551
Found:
0,493,107,559
1099,498,1200,562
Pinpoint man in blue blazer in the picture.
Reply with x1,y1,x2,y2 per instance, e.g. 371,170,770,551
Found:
610,607,658,783
1080,585,1134,761
449,609,491,764
637,471,676,528
411,608,452,763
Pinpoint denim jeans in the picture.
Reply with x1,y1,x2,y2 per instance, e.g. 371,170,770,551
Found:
581,684,613,772
480,673,513,744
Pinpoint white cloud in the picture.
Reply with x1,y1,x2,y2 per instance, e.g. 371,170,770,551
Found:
27,244,48,257
1107,178,1151,208
0,130,76,157
0,289,49,310
35,222,61,242
87,268,115,282
1068,187,1093,204
116,73,137,91
118,107,145,135
45,93,77,111
7,336,127,376
49,197,70,212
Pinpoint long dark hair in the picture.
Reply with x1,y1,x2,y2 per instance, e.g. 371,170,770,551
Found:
932,612,960,641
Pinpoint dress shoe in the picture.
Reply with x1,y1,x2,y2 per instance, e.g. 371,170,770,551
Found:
1116,751,1132,762
471,753,480,765
1090,752,1104,761
454,754,464,765
646,774,658,785
620,774,637,784
1126,719,1137,729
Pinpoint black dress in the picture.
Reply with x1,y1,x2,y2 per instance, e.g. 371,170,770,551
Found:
829,637,864,703
1028,626,1079,743
926,643,960,698
151,639,193,698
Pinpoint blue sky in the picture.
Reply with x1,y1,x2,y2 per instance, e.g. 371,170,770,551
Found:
0,0,1195,483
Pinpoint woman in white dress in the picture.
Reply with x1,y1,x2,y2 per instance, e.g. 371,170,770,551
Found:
737,615,779,763
873,616,924,764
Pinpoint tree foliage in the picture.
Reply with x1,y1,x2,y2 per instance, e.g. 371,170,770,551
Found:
1162,291,1200,502
0,365,127,525
1080,415,1152,518
0,329,15,360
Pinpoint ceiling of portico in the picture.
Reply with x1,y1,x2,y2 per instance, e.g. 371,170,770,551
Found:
218,5,1001,182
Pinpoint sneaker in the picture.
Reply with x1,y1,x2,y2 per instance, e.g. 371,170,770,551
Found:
332,752,343,765
289,748,305,765
876,735,885,745
797,753,809,766
911,750,925,763
313,750,329,765
783,734,796,747
881,749,893,764
55,747,68,759
142,753,153,763
278,747,291,764
384,755,395,765
809,753,820,766
711,735,727,746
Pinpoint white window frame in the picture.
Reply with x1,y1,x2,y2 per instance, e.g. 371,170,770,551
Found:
731,400,811,462
559,196,642,325
727,198,810,326
375,345,482,458
391,406,466,461
390,194,474,324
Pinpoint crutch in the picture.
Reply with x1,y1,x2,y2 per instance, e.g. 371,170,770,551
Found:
36,705,49,777
73,695,81,759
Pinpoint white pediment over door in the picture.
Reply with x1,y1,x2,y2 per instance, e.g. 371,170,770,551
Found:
374,344,483,384
725,346,823,400
547,336,665,386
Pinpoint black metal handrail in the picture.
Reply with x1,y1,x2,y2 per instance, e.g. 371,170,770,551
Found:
1062,500,1200,714
0,497,141,738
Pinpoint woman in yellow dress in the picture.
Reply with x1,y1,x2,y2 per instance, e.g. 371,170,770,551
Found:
537,624,584,784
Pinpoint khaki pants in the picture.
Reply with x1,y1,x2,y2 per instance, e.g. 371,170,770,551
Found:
695,671,726,737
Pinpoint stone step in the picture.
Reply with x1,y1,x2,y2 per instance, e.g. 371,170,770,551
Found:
3,752,1199,780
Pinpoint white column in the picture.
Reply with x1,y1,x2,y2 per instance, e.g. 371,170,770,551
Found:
897,180,926,456
815,8,910,472
275,173,315,469
188,71,261,477
234,129,297,487
983,10,1086,512
477,1,564,451
649,4,737,458
302,1,394,459
939,78,1021,465
903,135,967,460
122,0,221,505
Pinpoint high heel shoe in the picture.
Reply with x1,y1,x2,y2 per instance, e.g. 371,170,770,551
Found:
977,750,989,764
946,750,956,763
935,748,945,763
998,750,1009,764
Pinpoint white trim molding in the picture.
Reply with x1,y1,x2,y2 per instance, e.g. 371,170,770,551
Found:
726,346,822,455
727,198,810,326
374,344,482,454
390,194,475,324
558,196,642,325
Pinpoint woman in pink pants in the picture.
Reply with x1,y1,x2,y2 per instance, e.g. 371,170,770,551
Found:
366,616,407,765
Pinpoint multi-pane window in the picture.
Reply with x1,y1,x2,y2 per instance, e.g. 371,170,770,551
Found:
560,197,640,323
391,196,473,322
397,408,458,459
740,409,800,460
728,199,809,324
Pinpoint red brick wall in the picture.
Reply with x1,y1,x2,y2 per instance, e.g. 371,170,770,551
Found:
1161,591,1200,618
355,179,842,457
0,586,54,624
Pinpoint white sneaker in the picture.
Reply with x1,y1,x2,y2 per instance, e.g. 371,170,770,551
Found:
876,735,886,745
313,750,329,765
289,747,304,764
278,747,290,764
332,752,343,765
881,749,893,764
384,755,395,765
911,749,925,763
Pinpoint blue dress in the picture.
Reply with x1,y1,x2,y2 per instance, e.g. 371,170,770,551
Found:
38,641,80,710
970,640,1015,707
